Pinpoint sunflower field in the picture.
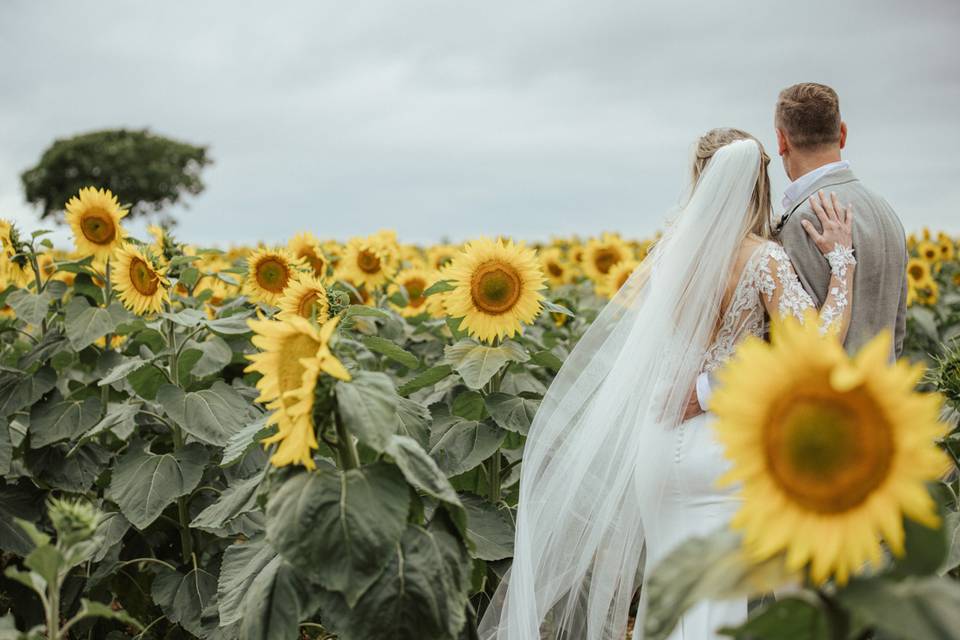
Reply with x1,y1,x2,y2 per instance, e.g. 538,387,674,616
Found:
0,187,957,640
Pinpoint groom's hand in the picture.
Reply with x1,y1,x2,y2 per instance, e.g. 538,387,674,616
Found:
682,388,704,422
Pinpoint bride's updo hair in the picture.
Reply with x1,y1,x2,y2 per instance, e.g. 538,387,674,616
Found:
692,128,773,239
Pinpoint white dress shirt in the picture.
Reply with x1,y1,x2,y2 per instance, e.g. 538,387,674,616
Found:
694,160,851,412
781,160,850,213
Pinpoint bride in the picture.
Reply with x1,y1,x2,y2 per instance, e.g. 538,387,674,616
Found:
477,129,856,640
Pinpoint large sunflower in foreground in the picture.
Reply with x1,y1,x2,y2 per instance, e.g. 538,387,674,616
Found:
444,237,546,343
244,248,301,306
111,245,170,315
711,314,950,586
65,187,128,259
582,233,630,282
278,273,331,322
288,232,329,279
245,316,350,468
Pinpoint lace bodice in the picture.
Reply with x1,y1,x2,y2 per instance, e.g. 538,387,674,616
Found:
701,241,854,373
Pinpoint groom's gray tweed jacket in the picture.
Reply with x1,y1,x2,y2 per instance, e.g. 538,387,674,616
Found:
775,167,908,360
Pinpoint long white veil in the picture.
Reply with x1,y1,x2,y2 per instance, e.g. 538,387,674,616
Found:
477,138,764,640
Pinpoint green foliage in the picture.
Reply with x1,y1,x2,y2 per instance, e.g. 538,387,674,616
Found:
21,129,210,222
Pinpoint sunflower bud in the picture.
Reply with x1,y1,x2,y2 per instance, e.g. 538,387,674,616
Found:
47,498,100,548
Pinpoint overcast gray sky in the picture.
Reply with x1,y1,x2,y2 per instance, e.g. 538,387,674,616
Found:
1,0,957,247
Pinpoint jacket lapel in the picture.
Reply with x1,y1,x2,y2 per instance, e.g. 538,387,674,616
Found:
776,168,859,234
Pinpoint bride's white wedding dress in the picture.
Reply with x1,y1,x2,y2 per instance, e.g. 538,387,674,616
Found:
634,240,854,639
477,139,855,640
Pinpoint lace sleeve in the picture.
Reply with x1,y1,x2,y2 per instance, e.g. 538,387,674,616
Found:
758,243,857,338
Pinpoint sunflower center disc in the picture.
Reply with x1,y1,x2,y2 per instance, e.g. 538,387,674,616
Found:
80,209,116,245
908,264,926,281
404,278,426,308
357,250,382,274
297,292,319,318
765,394,894,514
257,258,289,292
471,262,522,315
593,248,620,275
548,262,564,278
301,250,326,276
129,258,159,295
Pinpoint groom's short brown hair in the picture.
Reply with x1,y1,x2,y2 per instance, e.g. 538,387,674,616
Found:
776,83,842,149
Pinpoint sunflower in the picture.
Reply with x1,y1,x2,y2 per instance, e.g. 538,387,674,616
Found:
195,256,239,306
906,257,931,286
597,259,639,299
711,313,950,586
582,233,630,282
916,240,940,263
908,279,939,307
244,248,301,306
427,244,460,271
444,237,545,343
245,315,350,468
278,274,331,322
539,247,573,287
390,267,434,317
939,237,956,262
288,232,329,280
338,237,397,289
65,187,128,259
0,220,33,288
111,245,170,315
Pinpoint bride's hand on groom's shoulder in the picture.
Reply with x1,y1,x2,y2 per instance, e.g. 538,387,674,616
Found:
801,190,854,255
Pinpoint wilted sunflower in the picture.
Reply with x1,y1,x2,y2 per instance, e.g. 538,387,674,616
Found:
390,267,434,318
111,245,170,315
288,232,329,280
444,237,546,343
539,247,573,287
245,316,350,468
338,237,396,288
711,313,950,586
0,220,32,288
244,248,301,306
65,187,128,259
597,259,639,299
582,233,630,282
278,274,331,322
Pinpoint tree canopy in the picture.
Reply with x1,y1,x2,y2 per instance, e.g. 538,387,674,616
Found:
21,129,212,223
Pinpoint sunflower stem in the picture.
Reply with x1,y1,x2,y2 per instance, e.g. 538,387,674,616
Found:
333,408,360,470
164,316,194,564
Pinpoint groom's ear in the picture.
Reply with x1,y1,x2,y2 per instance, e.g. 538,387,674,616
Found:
838,122,848,150
775,128,789,156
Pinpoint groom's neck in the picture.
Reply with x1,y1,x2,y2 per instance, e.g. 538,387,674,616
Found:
786,147,843,182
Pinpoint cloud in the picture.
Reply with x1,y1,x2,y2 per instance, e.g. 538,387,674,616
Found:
1,0,957,247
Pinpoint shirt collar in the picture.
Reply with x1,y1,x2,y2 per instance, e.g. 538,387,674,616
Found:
781,160,850,211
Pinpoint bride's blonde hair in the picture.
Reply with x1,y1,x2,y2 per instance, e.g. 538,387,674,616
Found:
692,128,773,239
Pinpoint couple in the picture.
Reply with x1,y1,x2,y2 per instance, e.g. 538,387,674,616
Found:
478,83,908,639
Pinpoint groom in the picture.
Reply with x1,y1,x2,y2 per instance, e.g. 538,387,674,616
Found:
687,82,909,419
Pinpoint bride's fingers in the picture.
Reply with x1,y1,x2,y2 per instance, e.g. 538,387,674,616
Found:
801,218,823,244
809,193,831,229
829,192,843,222
819,190,836,221
845,203,855,229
